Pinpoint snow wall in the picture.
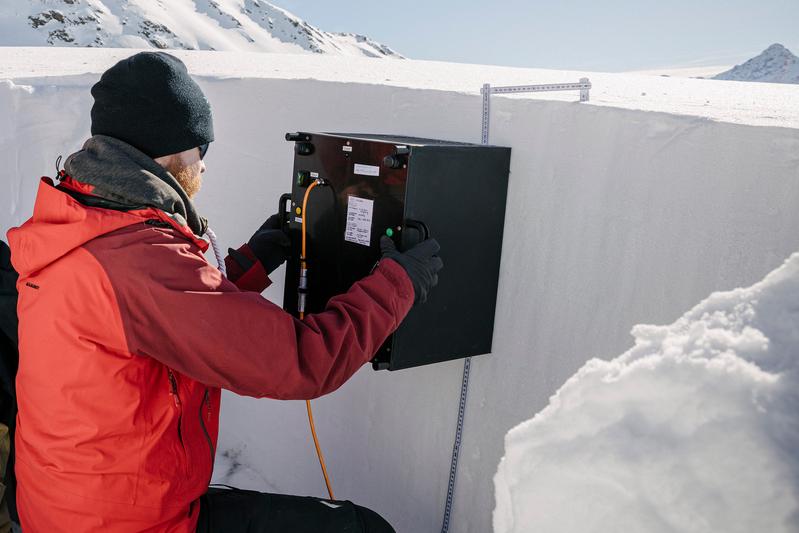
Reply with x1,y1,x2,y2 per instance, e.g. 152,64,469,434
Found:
1,71,799,533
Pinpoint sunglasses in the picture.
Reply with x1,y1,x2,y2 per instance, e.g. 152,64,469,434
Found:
198,143,209,160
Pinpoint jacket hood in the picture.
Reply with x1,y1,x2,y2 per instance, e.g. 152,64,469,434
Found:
7,136,208,277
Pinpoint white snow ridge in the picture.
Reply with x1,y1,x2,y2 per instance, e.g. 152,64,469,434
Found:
0,0,404,58
714,43,799,84
494,251,799,533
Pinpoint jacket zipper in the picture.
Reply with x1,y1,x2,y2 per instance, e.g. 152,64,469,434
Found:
199,388,215,486
167,369,186,455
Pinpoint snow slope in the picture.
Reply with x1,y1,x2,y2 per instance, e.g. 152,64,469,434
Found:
0,0,404,58
714,44,799,84
494,251,799,533
1,47,798,129
1,48,798,533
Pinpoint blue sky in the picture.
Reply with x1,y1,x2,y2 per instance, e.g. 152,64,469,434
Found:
276,0,799,71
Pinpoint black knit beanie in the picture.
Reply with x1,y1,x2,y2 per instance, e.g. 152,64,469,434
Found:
90,52,214,159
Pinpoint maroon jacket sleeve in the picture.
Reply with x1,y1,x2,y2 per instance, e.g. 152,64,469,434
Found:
88,224,414,399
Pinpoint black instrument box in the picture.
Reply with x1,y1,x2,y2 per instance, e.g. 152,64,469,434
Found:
281,132,511,370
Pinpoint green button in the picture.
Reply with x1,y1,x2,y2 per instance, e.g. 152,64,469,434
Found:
296,170,310,186
385,228,394,237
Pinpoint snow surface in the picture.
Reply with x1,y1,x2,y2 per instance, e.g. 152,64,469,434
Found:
1,48,798,533
494,251,799,533
715,44,799,85
0,47,798,129
0,0,403,58
629,65,729,80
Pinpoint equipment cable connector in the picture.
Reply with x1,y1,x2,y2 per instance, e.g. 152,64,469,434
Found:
298,258,308,315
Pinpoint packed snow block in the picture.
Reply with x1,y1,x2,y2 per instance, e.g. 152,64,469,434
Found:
494,251,799,533
0,78,93,230
282,132,511,370
1,49,799,533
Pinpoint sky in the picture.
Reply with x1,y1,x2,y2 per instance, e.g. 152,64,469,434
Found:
276,0,799,72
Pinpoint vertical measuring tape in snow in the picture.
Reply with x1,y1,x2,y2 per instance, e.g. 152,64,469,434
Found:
440,77,591,533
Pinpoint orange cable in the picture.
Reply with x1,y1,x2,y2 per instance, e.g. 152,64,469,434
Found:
298,180,335,501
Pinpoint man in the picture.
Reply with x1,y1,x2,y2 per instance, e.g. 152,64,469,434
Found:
6,52,443,532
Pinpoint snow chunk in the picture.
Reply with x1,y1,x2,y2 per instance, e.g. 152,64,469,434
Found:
0,79,34,95
494,251,799,533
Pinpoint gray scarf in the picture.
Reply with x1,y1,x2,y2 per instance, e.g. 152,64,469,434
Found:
64,135,207,237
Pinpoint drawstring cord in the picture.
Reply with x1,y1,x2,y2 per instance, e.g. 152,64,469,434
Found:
205,227,227,278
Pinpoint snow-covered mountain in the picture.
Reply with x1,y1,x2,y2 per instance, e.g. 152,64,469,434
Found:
713,44,798,84
0,0,405,59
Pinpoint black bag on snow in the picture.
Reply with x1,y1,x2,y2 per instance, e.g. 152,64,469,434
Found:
0,240,19,523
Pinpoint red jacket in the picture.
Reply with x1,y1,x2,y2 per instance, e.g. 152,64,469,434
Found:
7,174,413,532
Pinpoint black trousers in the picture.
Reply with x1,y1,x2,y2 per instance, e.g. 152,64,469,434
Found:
196,487,396,533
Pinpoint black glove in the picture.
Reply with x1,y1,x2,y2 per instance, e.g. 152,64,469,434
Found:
380,235,444,305
246,214,291,274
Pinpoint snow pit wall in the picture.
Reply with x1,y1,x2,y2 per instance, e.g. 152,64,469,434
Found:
1,74,798,533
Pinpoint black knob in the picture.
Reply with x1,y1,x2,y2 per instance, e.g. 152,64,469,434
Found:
383,154,406,169
286,132,312,142
295,142,315,156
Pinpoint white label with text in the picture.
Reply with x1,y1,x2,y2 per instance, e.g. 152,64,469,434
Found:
354,163,380,177
344,196,374,247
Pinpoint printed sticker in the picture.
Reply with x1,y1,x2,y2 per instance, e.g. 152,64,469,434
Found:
354,163,380,177
342,146,353,152
344,196,374,247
